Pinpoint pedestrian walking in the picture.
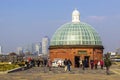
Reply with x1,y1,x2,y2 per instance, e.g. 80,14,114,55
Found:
67,59,72,71
104,55,112,75
64,58,68,71
100,59,104,69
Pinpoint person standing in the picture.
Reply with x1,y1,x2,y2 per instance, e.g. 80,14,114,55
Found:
67,59,72,71
82,59,87,70
47,58,52,71
94,59,98,69
25,60,29,69
79,60,83,68
36,59,40,67
64,58,68,71
100,59,104,69
104,55,112,75
90,60,94,69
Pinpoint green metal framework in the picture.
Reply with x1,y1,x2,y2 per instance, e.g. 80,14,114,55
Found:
50,22,102,46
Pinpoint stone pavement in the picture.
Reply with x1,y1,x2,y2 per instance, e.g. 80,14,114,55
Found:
0,65,120,80
110,64,120,75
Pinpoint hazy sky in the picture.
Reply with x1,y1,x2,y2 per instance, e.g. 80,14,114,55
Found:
0,0,120,53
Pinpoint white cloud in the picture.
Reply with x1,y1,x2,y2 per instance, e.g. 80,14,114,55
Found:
83,16,107,23
88,16,106,20
82,15,120,25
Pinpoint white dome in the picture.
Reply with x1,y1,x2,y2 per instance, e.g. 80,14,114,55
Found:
72,9,80,16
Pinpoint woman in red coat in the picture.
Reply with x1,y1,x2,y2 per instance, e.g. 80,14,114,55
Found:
100,59,104,69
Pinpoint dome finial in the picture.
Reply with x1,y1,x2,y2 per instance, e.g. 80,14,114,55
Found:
72,9,80,23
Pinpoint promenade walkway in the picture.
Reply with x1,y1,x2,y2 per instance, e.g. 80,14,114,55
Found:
0,65,120,80
110,64,120,75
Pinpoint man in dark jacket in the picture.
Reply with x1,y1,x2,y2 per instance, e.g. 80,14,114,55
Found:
67,59,72,71
104,55,112,75
64,58,68,71
82,59,88,70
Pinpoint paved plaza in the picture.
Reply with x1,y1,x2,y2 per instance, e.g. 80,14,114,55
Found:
0,65,120,80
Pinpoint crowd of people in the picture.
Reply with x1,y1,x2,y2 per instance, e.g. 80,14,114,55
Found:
63,55,112,75
24,55,112,75
24,58,47,69
24,57,53,71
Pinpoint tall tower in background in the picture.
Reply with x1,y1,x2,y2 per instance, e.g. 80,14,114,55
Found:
35,42,42,56
17,47,23,55
0,46,2,54
42,36,49,55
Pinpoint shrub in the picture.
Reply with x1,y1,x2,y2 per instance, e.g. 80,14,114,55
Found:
0,63,20,71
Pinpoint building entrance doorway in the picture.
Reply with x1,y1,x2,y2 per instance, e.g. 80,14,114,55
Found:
84,56,90,67
74,56,80,68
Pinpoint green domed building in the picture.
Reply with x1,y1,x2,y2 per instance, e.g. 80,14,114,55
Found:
49,9,104,67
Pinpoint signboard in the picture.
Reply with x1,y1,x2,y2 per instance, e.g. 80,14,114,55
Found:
78,50,87,54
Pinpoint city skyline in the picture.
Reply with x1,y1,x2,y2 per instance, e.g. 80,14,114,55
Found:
0,0,120,53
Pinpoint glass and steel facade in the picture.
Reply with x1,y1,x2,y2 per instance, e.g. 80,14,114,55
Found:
50,22,102,46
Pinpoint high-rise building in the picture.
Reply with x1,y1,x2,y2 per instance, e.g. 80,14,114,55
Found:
17,47,23,55
0,46,2,54
42,36,49,55
23,44,34,54
35,42,42,56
